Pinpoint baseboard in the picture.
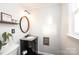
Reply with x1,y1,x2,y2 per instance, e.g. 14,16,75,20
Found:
38,51,54,55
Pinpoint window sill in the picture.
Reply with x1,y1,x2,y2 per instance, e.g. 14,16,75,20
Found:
67,33,79,40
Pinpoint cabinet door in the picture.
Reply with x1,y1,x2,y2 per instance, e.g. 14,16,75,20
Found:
20,40,29,54
20,37,38,55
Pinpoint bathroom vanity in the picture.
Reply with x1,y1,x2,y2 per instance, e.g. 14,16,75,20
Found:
20,35,38,55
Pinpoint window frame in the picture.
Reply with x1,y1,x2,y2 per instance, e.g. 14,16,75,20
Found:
68,3,79,39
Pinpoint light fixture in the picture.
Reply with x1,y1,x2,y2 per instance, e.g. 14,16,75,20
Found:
24,10,30,14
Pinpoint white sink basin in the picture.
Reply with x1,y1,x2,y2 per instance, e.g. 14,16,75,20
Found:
21,36,37,41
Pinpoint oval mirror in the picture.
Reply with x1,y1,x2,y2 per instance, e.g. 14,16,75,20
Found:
19,16,30,33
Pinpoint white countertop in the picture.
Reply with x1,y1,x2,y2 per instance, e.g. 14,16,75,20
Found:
21,36,37,41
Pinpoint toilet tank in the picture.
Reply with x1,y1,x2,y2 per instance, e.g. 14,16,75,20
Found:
0,44,19,55
0,40,19,55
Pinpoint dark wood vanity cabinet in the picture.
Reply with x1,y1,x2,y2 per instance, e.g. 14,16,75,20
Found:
20,36,38,55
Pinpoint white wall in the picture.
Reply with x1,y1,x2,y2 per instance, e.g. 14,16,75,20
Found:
0,3,29,44
27,4,61,54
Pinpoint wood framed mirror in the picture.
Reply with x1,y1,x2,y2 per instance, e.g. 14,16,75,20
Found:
19,16,30,33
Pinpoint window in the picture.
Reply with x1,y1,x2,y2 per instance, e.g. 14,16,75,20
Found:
68,3,79,39
74,11,79,34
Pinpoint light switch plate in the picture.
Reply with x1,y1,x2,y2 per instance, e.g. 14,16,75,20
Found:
11,29,15,34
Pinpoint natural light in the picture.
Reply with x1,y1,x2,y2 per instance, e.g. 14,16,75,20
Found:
68,3,79,39
74,11,79,34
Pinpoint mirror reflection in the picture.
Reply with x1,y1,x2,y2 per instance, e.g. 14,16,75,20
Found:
19,16,29,33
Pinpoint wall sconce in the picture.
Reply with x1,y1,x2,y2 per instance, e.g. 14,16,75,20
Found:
24,10,30,14
19,9,31,17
